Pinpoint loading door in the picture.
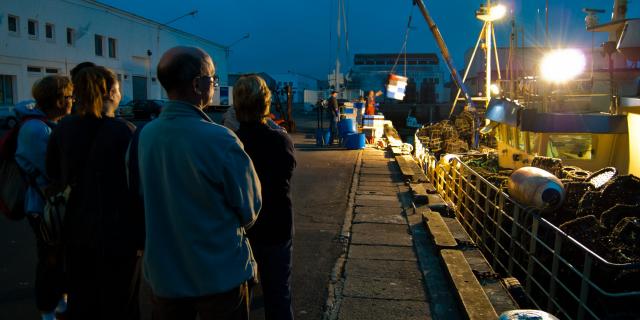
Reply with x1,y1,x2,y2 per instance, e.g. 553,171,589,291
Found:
132,76,147,100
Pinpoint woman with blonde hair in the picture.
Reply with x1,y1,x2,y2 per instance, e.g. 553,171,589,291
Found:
234,74,297,320
14,75,73,320
46,66,142,319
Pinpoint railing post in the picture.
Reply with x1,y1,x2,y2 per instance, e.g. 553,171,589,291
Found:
577,255,593,320
547,234,563,313
472,177,482,243
525,218,539,299
508,206,521,274
493,193,506,271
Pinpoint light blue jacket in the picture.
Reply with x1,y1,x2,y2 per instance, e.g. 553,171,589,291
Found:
138,100,261,298
14,105,52,215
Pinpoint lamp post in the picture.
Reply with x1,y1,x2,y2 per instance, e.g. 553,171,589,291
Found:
225,33,250,74
153,10,198,98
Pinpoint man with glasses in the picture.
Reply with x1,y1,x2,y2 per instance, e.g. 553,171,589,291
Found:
136,46,261,320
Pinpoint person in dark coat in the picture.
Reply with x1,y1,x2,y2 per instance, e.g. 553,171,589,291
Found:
46,66,143,319
234,74,297,320
327,90,339,144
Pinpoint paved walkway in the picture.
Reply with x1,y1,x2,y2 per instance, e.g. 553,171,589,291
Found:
326,148,431,320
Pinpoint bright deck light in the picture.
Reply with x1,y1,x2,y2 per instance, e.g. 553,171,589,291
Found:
540,49,586,83
490,83,501,96
477,3,508,22
489,4,507,21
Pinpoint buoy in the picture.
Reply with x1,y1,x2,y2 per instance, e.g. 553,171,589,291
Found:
507,167,565,211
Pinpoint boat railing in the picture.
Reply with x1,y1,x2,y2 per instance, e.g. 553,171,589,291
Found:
420,151,640,320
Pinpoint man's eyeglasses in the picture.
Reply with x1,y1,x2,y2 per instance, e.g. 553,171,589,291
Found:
196,75,219,88
64,95,75,102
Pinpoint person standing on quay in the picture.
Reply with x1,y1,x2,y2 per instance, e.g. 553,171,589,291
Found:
14,75,73,320
137,46,261,320
46,66,142,319
234,74,297,320
327,90,339,145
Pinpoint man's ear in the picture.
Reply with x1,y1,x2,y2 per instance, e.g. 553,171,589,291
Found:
193,78,202,95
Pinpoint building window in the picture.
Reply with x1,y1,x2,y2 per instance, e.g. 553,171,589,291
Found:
0,75,15,106
45,23,54,40
27,66,42,73
95,34,103,56
66,28,75,46
8,15,19,34
108,37,117,58
28,19,38,39
45,68,58,74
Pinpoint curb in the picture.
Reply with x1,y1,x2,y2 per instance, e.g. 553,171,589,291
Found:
323,149,363,320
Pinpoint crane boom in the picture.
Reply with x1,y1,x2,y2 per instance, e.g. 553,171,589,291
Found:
414,0,475,109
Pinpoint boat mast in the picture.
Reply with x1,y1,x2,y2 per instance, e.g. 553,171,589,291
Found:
485,0,493,107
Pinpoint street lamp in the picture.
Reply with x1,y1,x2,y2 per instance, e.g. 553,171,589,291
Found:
225,33,250,76
151,9,198,98
225,33,250,59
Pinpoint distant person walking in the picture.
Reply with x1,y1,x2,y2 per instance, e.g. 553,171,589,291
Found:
234,74,297,320
14,75,73,320
137,46,261,320
46,66,142,319
327,91,339,145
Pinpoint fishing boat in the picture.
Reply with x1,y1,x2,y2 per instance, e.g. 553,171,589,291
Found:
408,1,640,319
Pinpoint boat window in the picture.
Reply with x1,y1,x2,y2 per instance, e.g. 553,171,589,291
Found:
507,127,517,148
546,134,593,160
494,125,503,143
529,132,540,155
518,130,526,151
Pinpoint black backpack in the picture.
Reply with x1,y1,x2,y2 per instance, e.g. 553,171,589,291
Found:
0,116,50,220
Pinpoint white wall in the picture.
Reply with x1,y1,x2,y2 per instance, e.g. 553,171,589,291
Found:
0,0,227,105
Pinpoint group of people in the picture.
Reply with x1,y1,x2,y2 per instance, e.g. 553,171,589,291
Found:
14,46,296,320
320,89,381,144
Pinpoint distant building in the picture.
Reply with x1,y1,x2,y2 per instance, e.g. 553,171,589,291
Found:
270,72,320,104
0,0,227,106
348,53,448,104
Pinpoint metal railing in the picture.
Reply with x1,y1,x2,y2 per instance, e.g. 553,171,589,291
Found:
422,153,640,320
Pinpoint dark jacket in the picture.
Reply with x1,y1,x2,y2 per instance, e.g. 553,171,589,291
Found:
236,122,296,245
46,115,142,253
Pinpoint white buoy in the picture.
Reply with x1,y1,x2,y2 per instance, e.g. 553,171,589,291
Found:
508,167,565,211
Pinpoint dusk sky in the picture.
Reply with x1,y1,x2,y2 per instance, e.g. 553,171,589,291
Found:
98,0,639,80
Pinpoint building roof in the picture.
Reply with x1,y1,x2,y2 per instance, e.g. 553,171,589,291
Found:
354,53,439,65
88,0,226,49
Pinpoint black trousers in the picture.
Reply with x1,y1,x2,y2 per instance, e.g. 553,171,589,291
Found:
251,239,294,320
151,282,250,320
65,246,140,320
27,215,65,312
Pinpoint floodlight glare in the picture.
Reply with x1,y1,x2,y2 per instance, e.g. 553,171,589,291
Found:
489,4,507,21
490,83,501,96
540,49,586,83
476,3,508,22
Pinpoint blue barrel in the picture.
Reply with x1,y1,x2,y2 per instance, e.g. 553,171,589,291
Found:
338,118,356,137
345,133,366,149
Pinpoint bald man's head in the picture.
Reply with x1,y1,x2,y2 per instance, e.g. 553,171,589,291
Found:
157,46,214,96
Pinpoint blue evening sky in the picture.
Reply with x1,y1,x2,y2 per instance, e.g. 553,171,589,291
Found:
98,0,638,80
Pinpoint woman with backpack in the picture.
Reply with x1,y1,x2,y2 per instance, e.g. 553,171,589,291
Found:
14,75,74,320
46,66,143,319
